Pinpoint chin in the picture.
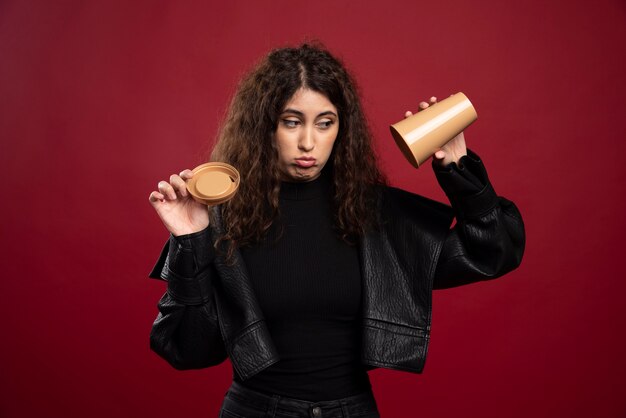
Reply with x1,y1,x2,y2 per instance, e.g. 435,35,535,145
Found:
290,168,320,182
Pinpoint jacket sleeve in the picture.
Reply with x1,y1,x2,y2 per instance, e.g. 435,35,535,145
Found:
431,148,526,289
148,227,227,369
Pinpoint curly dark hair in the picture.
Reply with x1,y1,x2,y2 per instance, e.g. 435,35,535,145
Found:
210,42,386,257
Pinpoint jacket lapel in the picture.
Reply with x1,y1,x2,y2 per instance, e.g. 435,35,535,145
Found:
209,207,280,380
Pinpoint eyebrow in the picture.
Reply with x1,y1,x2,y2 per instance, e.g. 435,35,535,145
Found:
281,108,338,118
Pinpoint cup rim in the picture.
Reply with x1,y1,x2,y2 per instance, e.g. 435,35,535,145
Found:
186,162,240,205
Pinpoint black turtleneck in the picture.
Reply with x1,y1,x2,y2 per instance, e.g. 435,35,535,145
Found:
234,168,371,400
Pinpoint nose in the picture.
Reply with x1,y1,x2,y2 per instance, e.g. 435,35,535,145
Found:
298,127,315,152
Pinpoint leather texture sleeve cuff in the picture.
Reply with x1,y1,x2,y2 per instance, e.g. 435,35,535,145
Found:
148,226,216,305
165,267,214,305
169,227,215,277
432,148,499,220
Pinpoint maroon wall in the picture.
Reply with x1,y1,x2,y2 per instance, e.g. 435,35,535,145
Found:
1,1,625,417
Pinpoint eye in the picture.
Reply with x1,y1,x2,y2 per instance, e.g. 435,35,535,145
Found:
282,119,300,128
317,120,335,129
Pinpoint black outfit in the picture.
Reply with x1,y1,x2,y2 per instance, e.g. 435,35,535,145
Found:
148,148,525,403
236,168,368,400
220,380,380,418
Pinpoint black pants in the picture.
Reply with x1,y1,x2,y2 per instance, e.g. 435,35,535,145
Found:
219,381,381,418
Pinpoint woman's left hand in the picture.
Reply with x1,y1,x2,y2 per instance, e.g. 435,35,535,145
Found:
404,96,467,167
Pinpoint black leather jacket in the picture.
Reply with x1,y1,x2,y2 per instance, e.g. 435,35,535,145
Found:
148,149,525,380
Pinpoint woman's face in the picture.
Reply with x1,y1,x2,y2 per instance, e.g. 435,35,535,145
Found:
274,88,339,182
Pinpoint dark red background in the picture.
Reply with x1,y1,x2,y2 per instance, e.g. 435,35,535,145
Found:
2,1,625,417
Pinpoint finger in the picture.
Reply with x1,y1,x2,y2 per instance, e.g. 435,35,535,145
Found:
419,101,429,111
157,181,177,200
404,111,413,118
430,96,437,104
179,169,193,180
170,174,188,197
149,191,165,203
434,150,445,159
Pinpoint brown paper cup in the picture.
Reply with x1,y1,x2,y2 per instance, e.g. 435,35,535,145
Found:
186,162,240,206
390,92,477,168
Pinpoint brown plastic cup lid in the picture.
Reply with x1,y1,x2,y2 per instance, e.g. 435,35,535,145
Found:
186,162,240,206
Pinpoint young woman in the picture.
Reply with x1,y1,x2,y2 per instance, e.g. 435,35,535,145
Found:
148,43,525,418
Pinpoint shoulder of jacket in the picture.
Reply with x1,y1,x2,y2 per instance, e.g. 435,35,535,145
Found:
378,185,453,222
369,185,454,246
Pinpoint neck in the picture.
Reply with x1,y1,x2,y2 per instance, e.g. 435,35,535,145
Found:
279,168,333,201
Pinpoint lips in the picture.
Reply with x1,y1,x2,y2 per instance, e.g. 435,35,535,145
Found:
295,158,316,168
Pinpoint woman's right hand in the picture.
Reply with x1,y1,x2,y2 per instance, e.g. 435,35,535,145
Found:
148,169,209,236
